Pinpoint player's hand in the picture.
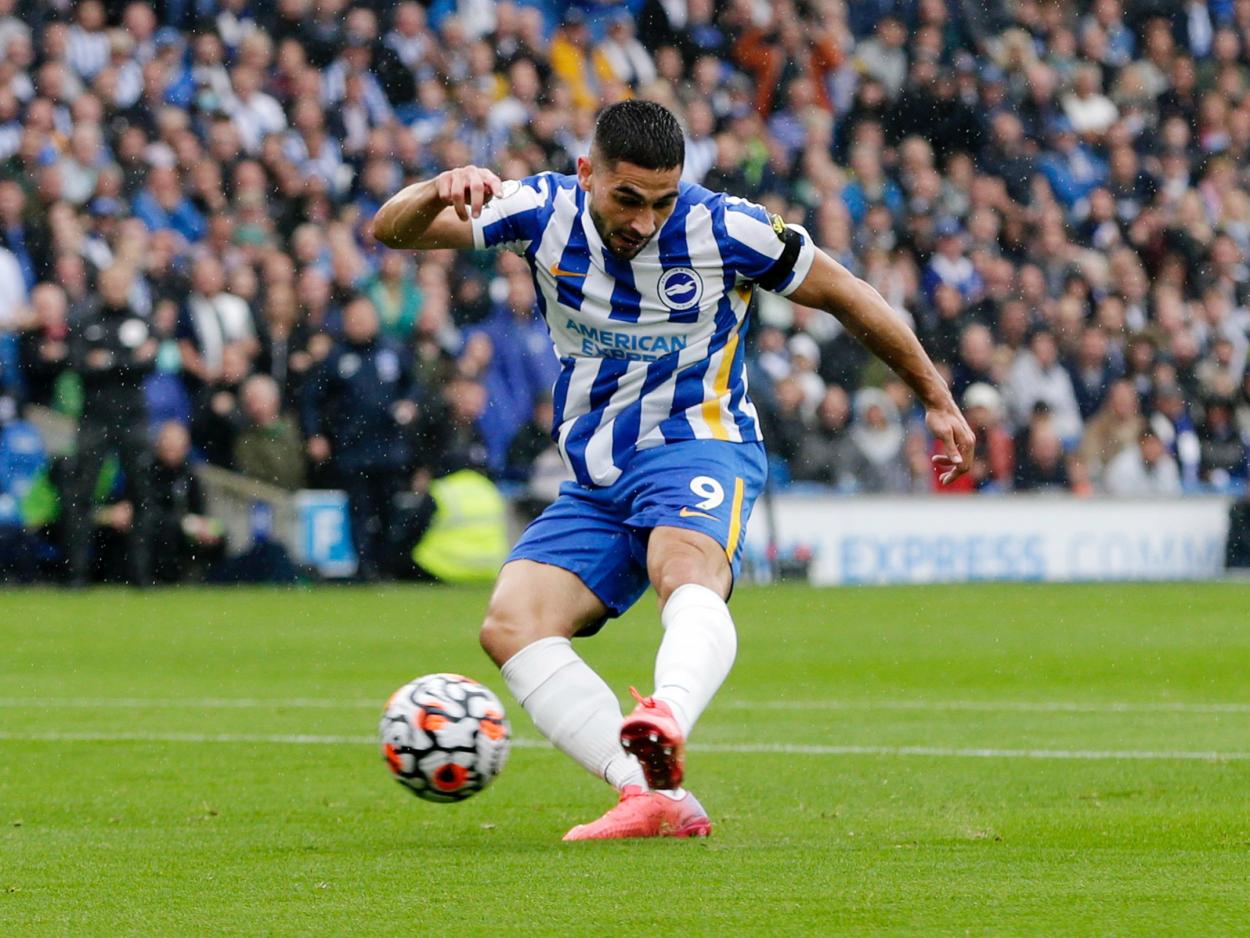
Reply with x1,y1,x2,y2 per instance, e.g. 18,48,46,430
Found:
926,402,975,486
433,165,503,221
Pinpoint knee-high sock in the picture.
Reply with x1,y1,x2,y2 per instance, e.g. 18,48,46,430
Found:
652,583,738,737
501,636,646,791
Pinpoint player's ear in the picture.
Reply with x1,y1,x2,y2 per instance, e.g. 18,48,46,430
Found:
576,155,592,192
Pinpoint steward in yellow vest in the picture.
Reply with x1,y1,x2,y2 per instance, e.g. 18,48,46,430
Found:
406,469,509,583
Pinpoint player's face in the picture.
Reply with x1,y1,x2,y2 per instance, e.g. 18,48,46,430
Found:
578,155,681,260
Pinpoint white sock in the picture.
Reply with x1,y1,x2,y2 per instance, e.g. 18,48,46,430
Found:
500,636,646,791
653,583,738,737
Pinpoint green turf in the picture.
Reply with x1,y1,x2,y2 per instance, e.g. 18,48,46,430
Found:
2,582,1249,936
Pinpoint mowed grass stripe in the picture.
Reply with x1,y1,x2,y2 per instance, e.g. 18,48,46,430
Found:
4,696,1250,714
3,729,1249,762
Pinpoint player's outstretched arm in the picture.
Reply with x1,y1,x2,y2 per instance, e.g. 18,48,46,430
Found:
787,250,975,484
371,166,503,250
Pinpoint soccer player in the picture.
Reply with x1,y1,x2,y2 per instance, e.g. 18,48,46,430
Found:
373,101,974,840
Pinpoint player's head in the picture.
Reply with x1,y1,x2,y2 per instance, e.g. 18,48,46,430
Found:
578,100,684,260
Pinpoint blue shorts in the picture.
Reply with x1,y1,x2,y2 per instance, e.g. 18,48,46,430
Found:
508,440,767,630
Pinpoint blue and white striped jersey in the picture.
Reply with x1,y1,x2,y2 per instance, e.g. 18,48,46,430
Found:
470,172,816,487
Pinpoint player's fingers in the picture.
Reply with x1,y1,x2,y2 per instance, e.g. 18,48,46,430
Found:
483,170,503,199
958,424,976,465
468,174,485,218
940,427,962,464
449,171,469,221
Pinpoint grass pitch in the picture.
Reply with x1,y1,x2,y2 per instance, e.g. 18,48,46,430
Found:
1,582,1249,936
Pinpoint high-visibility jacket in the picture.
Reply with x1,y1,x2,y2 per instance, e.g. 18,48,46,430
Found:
411,470,508,583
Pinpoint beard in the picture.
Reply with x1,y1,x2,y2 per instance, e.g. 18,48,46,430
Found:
588,203,652,260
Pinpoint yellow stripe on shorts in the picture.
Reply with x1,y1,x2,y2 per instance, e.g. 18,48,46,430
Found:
725,476,745,561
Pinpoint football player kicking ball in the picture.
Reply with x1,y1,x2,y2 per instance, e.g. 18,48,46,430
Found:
373,101,973,840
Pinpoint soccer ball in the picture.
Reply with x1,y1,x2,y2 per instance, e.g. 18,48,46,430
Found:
378,673,511,803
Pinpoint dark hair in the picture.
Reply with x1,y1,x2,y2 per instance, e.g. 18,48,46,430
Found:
592,100,684,171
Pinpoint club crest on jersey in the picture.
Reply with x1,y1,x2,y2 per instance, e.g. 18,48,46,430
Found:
658,267,703,311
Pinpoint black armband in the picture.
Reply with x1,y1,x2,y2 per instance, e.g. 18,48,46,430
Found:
755,219,803,292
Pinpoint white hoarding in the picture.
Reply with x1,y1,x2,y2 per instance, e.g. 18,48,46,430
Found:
742,495,1232,585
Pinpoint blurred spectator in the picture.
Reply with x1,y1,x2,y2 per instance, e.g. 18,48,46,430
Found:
411,373,491,479
132,165,205,244
64,264,155,586
786,333,826,420
950,323,998,401
846,387,911,493
793,385,853,487
1150,383,1203,487
1079,379,1148,483
1104,429,1183,496
1066,326,1122,420
1004,329,1083,442
760,375,808,475
464,268,560,473
0,179,50,290
178,256,258,391
301,296,417,580
938,383,1014,493
505,393,556,483
149,420,222,583
593,12,657,92
1039,118,1107,209
360,251,421,342
234,373,306,491
0,242,26,329
854,16,908,100
1014,411,1073,493
191,343,250,468
1199,397,1250,488
16,283,69,407
923,221,982,303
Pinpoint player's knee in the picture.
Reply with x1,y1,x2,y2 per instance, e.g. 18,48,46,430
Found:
479,610,517,667
652,546,730,606
479,603,542,667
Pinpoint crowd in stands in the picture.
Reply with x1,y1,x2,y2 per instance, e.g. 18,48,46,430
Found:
2,0,1250,582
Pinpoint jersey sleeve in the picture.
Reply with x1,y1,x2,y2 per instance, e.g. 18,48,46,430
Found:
470,173,555,254
719,198,817,296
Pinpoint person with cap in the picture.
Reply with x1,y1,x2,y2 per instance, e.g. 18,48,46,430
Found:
934,382,1015,493
922,218,982,303
1038,115,1108,208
